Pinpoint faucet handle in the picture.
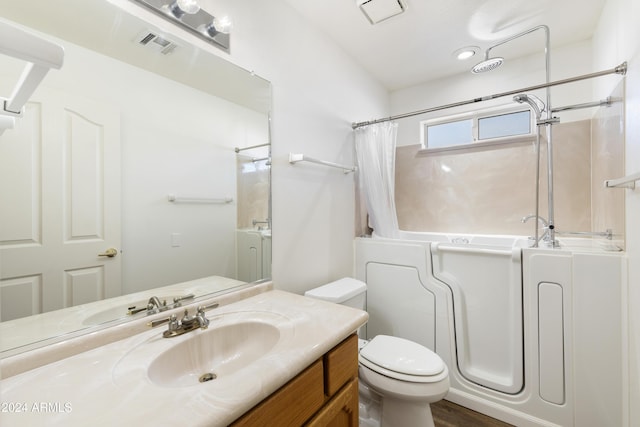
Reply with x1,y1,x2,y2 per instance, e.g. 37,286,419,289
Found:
172,294,195,307
197,302,219,313
196,305,215,329
148,313,177,328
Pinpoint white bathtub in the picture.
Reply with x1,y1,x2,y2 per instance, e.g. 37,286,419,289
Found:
356,231,627,427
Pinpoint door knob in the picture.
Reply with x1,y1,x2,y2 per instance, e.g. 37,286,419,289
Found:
98,248,118,258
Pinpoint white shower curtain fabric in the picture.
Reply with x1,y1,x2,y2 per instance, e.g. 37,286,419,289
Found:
354,122,400,239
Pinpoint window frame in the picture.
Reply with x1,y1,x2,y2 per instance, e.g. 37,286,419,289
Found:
419,103,536,154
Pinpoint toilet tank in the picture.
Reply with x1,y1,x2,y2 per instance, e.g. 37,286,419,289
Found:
304,278,367,310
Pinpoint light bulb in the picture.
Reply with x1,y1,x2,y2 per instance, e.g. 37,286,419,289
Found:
168,0,200,18
203,16,232,37
213,16,233,34
456,50,475,60
176,0,200,14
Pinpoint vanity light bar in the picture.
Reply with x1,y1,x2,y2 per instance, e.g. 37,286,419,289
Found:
130,0,230,53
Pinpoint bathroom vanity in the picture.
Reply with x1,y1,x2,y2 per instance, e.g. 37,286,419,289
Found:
0,289,367,426
232,334,359,426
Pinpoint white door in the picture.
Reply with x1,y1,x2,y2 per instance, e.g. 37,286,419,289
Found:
0,88,121,321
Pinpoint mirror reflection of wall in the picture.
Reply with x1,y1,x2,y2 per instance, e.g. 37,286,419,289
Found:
0,7,270,327
236,145,271,230
236,143,272,282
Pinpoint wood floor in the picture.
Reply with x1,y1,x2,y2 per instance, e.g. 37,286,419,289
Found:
432,400,514,427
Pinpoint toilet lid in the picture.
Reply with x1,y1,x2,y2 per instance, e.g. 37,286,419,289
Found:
360,335,445,376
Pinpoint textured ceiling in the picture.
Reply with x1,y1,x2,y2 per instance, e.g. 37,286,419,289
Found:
283,0,607,90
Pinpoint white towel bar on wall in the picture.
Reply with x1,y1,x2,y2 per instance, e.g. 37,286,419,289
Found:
604,171,640,189
288,153,357,174
168,194,233,204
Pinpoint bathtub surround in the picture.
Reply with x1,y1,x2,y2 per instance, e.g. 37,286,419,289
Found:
394,114,624,240
591,81,626,241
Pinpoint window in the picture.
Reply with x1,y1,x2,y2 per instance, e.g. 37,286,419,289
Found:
420,105,534,152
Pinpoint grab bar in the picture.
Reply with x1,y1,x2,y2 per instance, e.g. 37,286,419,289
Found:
555,229,613,240
604,171,640,189
288,153,357,174
252,156,270,163
168,194,233,204
235,143,270,153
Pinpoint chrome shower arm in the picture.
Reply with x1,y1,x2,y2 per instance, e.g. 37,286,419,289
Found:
484,25,549,65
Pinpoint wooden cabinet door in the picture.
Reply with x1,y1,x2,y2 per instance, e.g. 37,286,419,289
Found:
305,379,359,427
231,360,325,427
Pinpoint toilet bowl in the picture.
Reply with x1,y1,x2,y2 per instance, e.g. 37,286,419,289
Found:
359,335,449,427
305,278,450,427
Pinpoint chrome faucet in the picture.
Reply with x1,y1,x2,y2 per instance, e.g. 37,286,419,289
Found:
126,294,195,316
521,214,557,247
252,218,270,230
147,296,168,312
522,214,548,228
148,302,219,338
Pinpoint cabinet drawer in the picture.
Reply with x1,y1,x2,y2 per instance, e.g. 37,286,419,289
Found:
324,334,358,397
231,360,325,427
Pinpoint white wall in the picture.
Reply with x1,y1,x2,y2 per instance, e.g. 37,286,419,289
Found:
119,70,267,293
593,1,640,425
194,0,390,294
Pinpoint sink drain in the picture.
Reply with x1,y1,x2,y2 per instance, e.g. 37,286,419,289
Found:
199,372,217,383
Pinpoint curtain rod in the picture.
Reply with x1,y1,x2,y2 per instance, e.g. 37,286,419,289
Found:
351,62,627,129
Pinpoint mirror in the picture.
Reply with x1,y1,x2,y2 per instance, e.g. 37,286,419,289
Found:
0,0,271,355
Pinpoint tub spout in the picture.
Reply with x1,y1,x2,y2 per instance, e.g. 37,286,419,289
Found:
521,214,548,227
522,214,557,247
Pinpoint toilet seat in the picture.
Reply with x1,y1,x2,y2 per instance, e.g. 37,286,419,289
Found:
359,335,446,383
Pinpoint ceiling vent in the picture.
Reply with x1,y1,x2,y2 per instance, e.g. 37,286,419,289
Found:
135,30,178,55
357,0,407,25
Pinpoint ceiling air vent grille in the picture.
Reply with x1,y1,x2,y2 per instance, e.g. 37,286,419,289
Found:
135,31,178,55
357,0,406,25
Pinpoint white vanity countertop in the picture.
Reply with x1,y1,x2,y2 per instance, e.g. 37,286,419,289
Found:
0,290,368,426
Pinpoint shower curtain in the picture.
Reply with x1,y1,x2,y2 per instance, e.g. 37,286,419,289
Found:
354,122,400,238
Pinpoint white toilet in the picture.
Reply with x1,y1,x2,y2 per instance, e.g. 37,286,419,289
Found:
305,278,449,427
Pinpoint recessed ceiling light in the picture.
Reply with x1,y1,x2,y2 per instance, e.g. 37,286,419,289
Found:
453,46,479,61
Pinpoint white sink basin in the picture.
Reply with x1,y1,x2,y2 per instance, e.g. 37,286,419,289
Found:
148,320,280,387
112,310,295,389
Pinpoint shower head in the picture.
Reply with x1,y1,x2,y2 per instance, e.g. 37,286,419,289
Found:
471,55,504,74
513,93,546,119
